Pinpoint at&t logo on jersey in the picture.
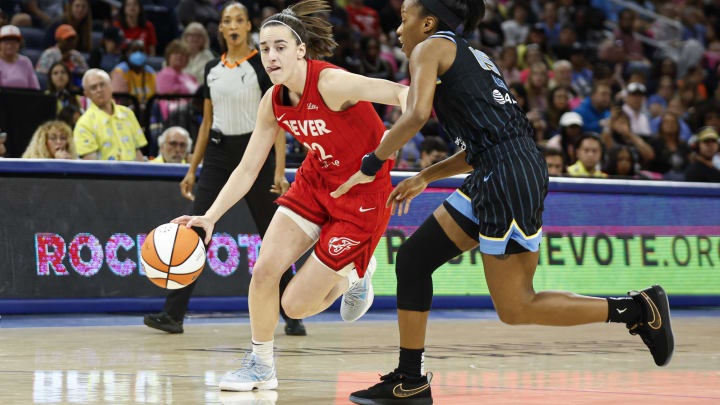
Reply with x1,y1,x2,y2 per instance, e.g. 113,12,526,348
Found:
492,89,517,105
328,237,360,256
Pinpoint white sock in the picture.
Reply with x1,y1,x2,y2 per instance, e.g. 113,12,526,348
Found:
251,339,274,366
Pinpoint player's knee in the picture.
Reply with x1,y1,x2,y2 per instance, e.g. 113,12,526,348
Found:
494,299,534,325
249,261,281,291
281,293,308,319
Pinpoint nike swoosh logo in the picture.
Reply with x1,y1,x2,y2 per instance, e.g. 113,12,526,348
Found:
484,171,493,182
393,382,429,398
359,207,375,212
617,308,627,314
640,291,662,330
276,113,286,121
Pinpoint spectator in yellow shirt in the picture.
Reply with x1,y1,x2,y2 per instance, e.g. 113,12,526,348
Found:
151,126,191,163
74,68,147,161
567,133,608,178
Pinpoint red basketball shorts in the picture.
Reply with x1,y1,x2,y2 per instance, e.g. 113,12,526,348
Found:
276,167,391,277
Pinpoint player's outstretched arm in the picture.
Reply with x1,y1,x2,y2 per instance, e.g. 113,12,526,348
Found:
331,39,449,199
175,89,279,242
317,68,409,112
387,151,471,216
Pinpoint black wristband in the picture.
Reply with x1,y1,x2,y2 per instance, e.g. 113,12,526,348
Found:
360,152,385,176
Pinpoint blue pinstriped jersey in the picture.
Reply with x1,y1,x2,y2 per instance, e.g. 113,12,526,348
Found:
429,31,534,165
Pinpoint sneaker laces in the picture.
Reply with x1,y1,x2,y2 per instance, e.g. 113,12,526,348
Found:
343,278,366,307
229,353,273,377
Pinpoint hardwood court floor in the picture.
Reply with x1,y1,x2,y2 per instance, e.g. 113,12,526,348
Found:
0,310,718,404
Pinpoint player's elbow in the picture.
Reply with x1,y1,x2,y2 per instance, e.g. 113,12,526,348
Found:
407,107,432,126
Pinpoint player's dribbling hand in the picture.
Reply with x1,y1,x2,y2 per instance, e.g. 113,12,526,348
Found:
180,171,196,201
386,175,428,216
171,215,214,245
270,173,290,195
330,170,375,198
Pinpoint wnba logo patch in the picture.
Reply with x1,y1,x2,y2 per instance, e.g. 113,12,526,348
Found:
328,237,359,256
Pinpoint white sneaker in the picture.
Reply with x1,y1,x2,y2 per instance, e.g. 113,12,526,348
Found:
341,256,376,322
219,353,278,391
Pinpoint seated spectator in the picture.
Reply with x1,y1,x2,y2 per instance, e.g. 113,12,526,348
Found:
647,112,691,180
360,36,393,81
111,40,156,106
550,60,581,108
647,75,676,118
414,136,449,170
510,82,529,113
499,45,521,85
74,69,147,161
151,126,191,163
547,111,583,164
545,86,571,137
604,145,636,177
501,3,529,47
114,0,156,55
0,131,6,157
567,133,607,177
525,62,549,113
650,96,692,141
574,82,611,134
89,26,125,73
602,108,655,164
543,148,565,176
539,2,562,46
685,127,720,182
614,9,646,64
46,61,81,114
44,0,92,52
156,40,198,119
569,44,592,98
0,25,40,90
177,0,219,42
9,12,32,28
622,82,652,137
21,0,64,26
346,0,381,38
36,24,88,76
21,120,77,159
182,23,214,85
58,104,82,129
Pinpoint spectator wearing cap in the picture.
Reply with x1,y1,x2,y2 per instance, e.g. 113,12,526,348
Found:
574,82,611,134
346,0,381,38
623,82,652,137
43,0,92,52
181,23,215,86
151,126,191,164
0,25,40,90
502,3,529,47
74,69,147,161
685,127,720,182
567,133,608,177
646,112,691,180
547,111,583,164
114,0,156,55
35,24,88,75
89,26,125,73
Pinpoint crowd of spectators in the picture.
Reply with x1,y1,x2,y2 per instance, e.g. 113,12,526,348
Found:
1,0,720,182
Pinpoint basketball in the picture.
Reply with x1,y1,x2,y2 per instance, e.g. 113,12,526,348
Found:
140,223,206,289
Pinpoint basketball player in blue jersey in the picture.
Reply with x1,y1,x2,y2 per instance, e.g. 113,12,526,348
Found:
333,1,674,403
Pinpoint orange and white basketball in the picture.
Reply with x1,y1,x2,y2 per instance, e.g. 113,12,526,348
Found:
140,223,206,289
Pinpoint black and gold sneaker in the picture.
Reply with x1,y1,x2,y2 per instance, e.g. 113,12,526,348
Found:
349,369,432,405
627,285,674,366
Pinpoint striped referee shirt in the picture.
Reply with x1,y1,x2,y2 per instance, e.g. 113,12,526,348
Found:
203,50,273,136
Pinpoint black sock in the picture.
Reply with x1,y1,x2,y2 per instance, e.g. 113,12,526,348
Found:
398,347,424,378
606,297,642,323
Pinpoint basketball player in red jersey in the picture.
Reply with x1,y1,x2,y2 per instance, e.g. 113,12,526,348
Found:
171,0,408,391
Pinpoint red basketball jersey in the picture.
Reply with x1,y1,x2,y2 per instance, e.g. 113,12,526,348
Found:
271,59,392,191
